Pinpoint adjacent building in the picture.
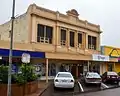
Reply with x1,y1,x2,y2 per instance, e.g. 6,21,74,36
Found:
0,4,104,82
101,46,120,73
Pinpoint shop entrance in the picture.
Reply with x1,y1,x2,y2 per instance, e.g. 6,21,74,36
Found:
78,65,83,77
71,66,76,77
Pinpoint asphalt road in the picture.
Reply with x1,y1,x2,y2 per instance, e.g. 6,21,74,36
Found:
75,87,120,96
52,82,80,96
51,79,120,96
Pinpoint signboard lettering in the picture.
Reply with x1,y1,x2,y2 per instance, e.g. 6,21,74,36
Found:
92,54,109,61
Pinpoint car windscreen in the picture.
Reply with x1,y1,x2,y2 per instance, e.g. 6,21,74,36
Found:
108,72,117,75
57,73,72,78
86,73,100,78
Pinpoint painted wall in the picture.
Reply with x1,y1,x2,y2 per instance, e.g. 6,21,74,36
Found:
0,14,29,43
115,63,120,73
101,46,120,73
0,4,102,60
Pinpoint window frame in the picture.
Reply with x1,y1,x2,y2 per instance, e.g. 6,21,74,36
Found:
78,32,83,48
88,35,97,50
69,31,75,47
37,24,53,44
60,28,67,46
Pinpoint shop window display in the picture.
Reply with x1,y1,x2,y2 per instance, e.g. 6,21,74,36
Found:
108,64,113,71
35,63,56,76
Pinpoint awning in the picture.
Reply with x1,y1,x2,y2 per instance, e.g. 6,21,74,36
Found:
0,48,45,58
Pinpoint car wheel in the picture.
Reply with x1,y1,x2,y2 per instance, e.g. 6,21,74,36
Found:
85,82,88,86
103,79,106,83
116,81,119,85
98,83,101,87
54,86,57,90
71,87,74,91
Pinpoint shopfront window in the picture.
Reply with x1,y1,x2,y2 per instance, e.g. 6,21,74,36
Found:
89,62,100,74
35,63,56,76
108,64,113,71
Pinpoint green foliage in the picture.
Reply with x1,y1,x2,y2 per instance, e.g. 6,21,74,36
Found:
13,74,25,85
0,64,39,85
0,65,8,83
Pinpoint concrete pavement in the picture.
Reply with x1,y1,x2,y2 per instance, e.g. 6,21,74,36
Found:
75,87,120,96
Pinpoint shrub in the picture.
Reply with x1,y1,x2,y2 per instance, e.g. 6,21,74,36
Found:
0,65,8,83
0,64,38,85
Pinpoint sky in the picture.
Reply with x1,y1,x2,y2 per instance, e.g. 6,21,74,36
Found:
1,0,120,47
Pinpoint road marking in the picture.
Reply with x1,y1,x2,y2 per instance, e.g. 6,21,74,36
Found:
119,82,120,86
101,83,109,89
78,81,84,92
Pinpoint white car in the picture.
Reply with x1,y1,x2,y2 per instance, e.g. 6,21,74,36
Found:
54,72,75,89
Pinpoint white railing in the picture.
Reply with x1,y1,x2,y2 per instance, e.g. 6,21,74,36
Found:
60,40,66,46
88,44,95,49
78,43,82,48
39,37,50,44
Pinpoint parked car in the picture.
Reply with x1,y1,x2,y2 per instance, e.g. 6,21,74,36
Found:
84,72,102,86
117,72,120,81
102,71,119,84
54,72,75,89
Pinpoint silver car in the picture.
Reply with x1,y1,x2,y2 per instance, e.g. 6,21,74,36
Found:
84,72,102,86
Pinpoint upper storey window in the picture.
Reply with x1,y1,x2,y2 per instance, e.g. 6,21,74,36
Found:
88,35,97,50
70,31,75,47
60,29,66,46
78,33,82,48
37,24,53,44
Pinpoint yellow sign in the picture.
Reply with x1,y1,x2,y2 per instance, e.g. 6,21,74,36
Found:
103,46,120,57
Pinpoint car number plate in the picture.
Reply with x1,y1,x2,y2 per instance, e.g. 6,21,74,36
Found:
112,77,115,78
62,80,67,82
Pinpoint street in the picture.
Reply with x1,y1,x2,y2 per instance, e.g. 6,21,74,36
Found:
52,82,80,96
75,87,120,96
51,80,120,96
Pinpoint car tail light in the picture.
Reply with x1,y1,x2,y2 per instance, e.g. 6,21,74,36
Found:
71,80,74,82
55,79,58,82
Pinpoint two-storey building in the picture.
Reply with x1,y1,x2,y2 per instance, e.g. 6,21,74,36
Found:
0,4,102,82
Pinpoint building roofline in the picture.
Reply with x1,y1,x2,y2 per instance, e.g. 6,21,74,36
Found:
0,13,27,26
29,3,101,30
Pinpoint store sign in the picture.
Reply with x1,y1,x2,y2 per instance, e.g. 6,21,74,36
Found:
12,64,18,73
118,57,120,62
92,54,109,61
21,53,30,63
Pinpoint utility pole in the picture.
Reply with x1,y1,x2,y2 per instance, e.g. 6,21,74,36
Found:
7,0,15,96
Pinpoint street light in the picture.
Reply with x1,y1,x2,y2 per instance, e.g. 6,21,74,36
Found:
7,0,15,96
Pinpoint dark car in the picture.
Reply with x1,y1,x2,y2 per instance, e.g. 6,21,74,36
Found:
102,71,119,84
117,72,120,81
